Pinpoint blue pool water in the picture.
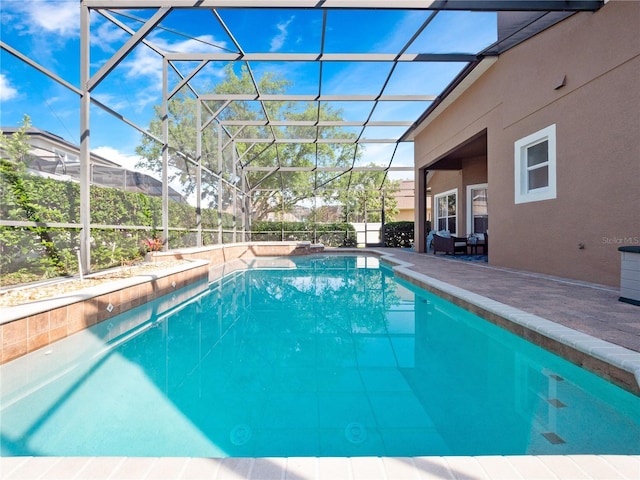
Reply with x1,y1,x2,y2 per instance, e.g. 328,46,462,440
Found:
1,255,639,457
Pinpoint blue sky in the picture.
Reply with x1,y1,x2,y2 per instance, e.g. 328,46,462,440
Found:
0,0,497,180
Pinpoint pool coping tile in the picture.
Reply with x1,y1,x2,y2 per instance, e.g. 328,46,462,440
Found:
37,458,93,480
599,455,640,479
144,458,188,480
285,457,318,480
565,455,630,479
411,456,456,479
177,458,222,479
75,458,126,480
349,456,386,479
2,456,640,480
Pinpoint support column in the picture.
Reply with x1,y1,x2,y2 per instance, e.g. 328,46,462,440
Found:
241,168,248,242
161,58,170,250
313,195,317,243
196,100,202,247
416,168,427,253
381,191,386,247
217,125,223,243
232,141,237,243
281,194,285,241
162,57,169,252
79,3,91,274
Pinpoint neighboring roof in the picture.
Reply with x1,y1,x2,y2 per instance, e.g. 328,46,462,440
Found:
2,126,186,203
1,127,120,167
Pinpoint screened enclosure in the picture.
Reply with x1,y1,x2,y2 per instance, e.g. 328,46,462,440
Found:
0,1,602,281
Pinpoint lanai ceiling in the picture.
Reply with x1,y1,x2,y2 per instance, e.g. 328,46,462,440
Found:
3,1,603,193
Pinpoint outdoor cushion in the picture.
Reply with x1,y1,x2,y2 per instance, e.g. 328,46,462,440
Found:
432,233,467,255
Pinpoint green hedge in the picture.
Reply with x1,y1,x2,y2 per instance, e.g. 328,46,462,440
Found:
0,159,227,284
384,221,414,248
0,161,368,285
251,221,356,247
0,161,357,285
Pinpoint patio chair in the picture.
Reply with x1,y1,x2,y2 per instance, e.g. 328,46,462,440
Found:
432,232,467,255
468,232,488,255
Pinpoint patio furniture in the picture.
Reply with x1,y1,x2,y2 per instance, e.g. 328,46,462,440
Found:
432,232,468,255
467,232,488,255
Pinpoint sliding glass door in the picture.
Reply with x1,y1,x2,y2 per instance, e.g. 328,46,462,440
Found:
467,184,488,235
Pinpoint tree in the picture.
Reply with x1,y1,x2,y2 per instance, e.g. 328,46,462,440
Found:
331,169,400,223
1,114,69,275
0,114,32,165
136,65,360,220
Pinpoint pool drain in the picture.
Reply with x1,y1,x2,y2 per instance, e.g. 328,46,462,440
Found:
345,422,366,444
230,424,252,446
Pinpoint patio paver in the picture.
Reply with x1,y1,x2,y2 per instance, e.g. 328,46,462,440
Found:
375,248,640,353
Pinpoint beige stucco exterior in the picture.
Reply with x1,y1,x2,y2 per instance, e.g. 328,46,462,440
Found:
395,210,415,222
413,0,640,287
394,180,416,222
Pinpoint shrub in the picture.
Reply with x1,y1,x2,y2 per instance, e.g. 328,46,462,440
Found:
0,165,367,284
0,165,220,281
384,221,414,248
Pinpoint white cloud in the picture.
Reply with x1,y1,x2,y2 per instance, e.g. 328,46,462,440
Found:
123,46,164,83
122,34,228,85
94,91,159,116
93,93,131,113
356,143,395,168
160,35,227,54
92,146,155,176
92,21,128,52
0,74,19,101
21,1,79,37
270,17,294,52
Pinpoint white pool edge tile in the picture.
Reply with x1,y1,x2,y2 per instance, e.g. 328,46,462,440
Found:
2,456,640,480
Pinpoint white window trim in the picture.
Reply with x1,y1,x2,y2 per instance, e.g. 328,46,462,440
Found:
466,183,488,235
514,124,557,204
434,188,458,235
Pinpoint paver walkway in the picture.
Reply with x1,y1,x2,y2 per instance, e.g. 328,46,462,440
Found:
373,248,640,353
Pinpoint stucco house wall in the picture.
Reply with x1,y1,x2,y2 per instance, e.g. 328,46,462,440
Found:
414,0,640,287
394,180,416,222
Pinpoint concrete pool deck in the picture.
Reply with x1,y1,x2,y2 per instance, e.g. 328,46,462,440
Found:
1,248,639,479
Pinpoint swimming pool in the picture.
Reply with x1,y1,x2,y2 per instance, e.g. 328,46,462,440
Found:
1,254,639,457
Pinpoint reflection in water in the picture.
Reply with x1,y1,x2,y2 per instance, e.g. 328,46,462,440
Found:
1,255,639,457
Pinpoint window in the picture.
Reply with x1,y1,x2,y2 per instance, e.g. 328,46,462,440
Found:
434,189,457,234
514,124,556,204
467,184,488,235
